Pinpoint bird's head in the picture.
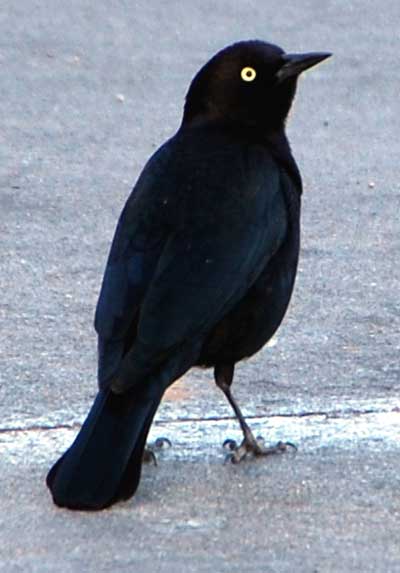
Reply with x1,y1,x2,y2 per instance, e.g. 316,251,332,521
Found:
183,40,331,132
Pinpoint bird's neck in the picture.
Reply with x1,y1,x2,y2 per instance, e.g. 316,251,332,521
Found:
263,130,303,193
179,117,302,193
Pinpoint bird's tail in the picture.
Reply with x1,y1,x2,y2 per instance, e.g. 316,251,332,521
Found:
46,385,163,510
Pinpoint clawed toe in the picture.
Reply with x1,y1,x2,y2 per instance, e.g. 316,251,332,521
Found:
153,437,172,449
223,435,297,464
142,448,158,465
143,437,172,465
223,438,238,451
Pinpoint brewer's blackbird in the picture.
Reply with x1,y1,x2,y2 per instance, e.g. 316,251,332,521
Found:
47,40,330,510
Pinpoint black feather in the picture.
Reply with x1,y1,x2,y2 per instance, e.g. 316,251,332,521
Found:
47,39,329,509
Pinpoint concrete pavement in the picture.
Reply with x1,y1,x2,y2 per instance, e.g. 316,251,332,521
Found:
1,1,399,571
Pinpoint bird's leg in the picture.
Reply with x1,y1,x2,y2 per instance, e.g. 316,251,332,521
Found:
142,438,172,465
214,364,296,463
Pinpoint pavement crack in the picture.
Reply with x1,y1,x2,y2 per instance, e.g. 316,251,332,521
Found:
0,406,398,435
0,422,81,435
156,406,396,425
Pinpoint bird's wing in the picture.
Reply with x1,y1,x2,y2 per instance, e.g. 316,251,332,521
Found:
95,133,293,389
94,144,174,386
94,224,164,342
117,138,292,388
137,170,288,353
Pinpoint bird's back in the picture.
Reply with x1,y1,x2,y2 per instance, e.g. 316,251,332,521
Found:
95,123,298,390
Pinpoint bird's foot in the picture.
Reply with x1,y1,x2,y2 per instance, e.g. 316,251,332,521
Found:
142,437,172,465
223,433,296,464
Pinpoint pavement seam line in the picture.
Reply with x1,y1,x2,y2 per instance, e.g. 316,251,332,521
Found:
0,407,398,435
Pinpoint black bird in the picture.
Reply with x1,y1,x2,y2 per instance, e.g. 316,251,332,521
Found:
47,40,330,510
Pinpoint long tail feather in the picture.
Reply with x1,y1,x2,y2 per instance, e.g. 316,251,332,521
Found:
46,386,163,510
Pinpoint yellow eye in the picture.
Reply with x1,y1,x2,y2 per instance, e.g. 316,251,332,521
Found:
241,67,257,82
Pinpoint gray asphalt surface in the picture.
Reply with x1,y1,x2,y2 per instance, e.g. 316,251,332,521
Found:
1,1,400,572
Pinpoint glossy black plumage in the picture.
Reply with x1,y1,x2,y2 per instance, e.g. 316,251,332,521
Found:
47,40,330,509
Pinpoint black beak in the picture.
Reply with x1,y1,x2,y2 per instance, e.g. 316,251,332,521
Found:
276,51,332,83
